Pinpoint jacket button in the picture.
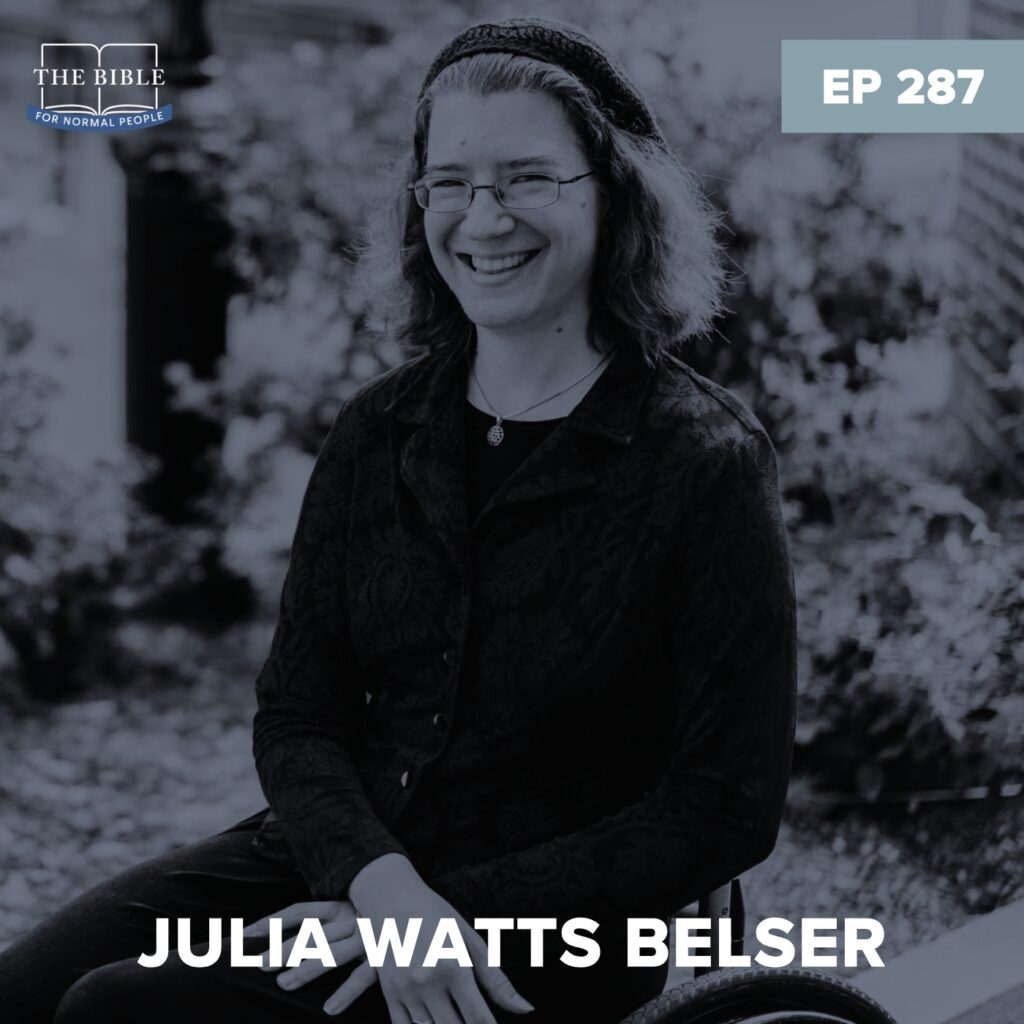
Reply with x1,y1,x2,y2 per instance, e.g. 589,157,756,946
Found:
432,712,447,732
442,648,456,667
400,770,410,789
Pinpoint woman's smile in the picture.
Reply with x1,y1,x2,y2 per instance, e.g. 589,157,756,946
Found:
455,248,543,279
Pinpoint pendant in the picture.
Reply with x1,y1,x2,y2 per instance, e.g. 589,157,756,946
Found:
486,421,505,446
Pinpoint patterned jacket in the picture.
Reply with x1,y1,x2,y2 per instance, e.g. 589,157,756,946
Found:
249,339,797,924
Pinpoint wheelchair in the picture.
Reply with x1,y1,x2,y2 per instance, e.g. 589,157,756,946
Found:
619,882,897,1024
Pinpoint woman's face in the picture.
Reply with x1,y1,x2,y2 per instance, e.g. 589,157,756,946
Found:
422,89,602,338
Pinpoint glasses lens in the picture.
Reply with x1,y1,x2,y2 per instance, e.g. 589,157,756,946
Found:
417,178,471,211
496,174,559,209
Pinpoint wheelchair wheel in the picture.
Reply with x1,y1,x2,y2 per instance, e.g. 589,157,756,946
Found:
619,967,897,1024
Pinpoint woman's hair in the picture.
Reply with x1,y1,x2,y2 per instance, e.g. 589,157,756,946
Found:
356,52,726,364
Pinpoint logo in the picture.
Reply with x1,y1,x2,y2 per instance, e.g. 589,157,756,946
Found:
29,42,172,132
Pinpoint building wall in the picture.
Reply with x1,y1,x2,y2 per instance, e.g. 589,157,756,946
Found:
952,0,1024,488
207,0,395,60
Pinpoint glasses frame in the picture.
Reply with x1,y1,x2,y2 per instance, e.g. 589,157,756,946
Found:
408,171,595,212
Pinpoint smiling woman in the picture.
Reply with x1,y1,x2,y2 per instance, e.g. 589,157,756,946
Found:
419,90,602,350
0,16,797,1024
360,37,727,371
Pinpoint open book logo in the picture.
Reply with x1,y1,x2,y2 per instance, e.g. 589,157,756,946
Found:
29,42,173,132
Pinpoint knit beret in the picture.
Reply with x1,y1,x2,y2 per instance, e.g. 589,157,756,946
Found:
417,16,668,149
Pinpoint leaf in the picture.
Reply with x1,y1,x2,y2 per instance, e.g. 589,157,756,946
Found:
856,762,886,802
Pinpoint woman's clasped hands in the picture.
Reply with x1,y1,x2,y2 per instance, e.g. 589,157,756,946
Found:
243,854,534,1023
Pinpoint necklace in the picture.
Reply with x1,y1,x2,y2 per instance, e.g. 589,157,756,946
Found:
470,349,614,447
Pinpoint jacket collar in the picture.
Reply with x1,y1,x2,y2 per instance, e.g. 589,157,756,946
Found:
384,340,657,445
383,341,659,568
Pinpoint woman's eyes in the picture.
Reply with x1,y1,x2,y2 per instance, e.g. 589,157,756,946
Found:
426,174,553,188
506,173,552,184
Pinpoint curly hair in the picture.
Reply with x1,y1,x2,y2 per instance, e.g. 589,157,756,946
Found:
355,52,726,365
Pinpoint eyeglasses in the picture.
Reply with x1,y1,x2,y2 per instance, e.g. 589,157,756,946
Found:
408,171,595,212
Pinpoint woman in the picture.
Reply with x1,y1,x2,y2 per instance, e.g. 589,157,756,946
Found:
0,16,796,1024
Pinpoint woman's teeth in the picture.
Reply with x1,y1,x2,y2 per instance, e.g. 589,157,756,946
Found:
466,251,537,273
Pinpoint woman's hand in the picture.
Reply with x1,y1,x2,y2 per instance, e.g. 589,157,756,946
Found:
336,854,535,1023
239,858,534,1022
242,900,366,994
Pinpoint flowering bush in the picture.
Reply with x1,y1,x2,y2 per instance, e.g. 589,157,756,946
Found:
791,410,1024,797
0,310,131,699
0,305,252,703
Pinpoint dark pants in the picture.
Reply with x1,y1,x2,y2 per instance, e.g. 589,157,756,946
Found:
0,813,665,1023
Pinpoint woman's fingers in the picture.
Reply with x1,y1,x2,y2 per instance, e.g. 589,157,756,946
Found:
324,959,378,1017
275,956,331,991
402,997,435,1024
326,934,367,967
382,992,413,1024
243,900,341,937
472,963,533,1014
386,965,506,1024
270,921,359,969
464,930,533,1015
246,900,357,971
275,935,365,990
451,977,501,1024
421,991,464,1024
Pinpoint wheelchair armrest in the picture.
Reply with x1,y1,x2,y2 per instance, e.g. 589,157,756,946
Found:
695,878,745,977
